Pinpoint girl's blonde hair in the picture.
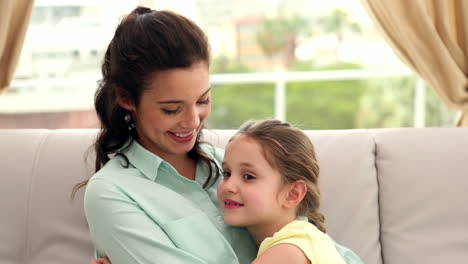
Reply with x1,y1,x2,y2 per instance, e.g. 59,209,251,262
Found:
232,119,326,232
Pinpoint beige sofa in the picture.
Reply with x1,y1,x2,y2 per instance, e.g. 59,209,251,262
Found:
1,128,467,264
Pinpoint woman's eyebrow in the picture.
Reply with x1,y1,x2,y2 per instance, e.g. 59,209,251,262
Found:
201,87,211,97
157,100,183,104
157,88,211,104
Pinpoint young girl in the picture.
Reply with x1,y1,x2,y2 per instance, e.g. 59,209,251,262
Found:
218,119,348,264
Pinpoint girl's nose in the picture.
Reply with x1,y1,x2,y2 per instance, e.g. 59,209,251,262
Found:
221,177,238,194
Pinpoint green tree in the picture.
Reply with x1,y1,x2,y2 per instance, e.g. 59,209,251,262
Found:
256,17,288,67
256,16,309,69
282,16,309,68
317,9,361,60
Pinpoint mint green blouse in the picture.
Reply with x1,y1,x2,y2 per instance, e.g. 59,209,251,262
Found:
84,139,363,264
84,140,257,264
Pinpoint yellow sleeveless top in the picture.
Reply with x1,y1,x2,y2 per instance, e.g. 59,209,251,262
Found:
258,220,346,264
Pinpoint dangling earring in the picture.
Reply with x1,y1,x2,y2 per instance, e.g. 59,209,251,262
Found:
124,113,135,130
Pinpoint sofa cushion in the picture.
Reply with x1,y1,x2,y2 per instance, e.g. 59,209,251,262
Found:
26,130,96,264
373,128,468,264
0,130,48,264
0,129,95,264
309,130,381,264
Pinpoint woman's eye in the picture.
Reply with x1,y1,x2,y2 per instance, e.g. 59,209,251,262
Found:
222,171,231,178
197,98,211,105
243,174,256,181
162,108,179,115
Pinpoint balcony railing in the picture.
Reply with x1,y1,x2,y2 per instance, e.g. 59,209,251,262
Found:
1,68,428,127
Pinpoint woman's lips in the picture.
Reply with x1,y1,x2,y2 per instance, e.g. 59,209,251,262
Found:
168,130,195,143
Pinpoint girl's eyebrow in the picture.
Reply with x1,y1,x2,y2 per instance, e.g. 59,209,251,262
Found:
222,161,255,168
157,87,211,104
239,162,255,168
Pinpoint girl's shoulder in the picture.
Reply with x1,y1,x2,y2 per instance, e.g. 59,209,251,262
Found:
253,243,309,264
259,220,347,264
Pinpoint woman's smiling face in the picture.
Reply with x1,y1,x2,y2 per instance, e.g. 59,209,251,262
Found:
118,61,211,161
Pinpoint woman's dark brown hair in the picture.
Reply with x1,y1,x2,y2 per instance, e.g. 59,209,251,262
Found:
231,119,326,232
73,7,217,196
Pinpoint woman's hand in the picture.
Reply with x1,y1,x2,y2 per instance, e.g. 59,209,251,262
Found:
90,257,112,264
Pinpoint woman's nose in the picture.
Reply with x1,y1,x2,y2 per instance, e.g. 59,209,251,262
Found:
180,106,200,129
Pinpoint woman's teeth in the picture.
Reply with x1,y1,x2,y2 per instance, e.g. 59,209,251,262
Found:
174,131,193,138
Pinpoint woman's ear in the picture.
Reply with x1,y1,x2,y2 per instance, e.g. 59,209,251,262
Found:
116,86,135,111
283,180,307,209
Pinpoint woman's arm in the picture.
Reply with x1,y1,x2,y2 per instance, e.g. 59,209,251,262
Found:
252,244,310,264
84,178,209,264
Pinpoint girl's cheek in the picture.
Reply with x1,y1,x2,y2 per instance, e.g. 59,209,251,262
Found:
217,182,224,196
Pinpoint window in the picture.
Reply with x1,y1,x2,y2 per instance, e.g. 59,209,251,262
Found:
1,0,457,129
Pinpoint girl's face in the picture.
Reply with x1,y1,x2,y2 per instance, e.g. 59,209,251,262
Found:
217,135,290,229
119,61,211,161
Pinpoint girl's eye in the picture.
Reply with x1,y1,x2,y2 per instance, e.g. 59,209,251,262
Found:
222,171,231,178
162,108,179,115
243,174,256,181
197,98,211,105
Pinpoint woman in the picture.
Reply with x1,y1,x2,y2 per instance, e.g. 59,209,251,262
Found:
81,6,361,264
78,6,256,264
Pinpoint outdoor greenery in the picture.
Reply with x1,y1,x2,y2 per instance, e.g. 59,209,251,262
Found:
207,9,456,129
286,62,366,129
208,61,370,129
208,57,456,129
425,86,458,126
356,76,415,128
207,83,275,129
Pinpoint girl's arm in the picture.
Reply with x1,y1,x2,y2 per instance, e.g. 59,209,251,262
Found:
91,257,111,264
252,244,310,264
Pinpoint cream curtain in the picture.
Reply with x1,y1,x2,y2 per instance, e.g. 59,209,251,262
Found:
362,0,468,126
0,0,35,93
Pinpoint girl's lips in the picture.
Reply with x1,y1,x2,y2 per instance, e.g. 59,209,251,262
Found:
224,199,244,209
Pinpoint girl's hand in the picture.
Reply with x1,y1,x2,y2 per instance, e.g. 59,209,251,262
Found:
90,257,112,264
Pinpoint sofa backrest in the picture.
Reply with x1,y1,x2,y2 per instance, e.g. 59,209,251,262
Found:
0,129,96,264
203,129,382,264
1,128,467,264
371,128,468,264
